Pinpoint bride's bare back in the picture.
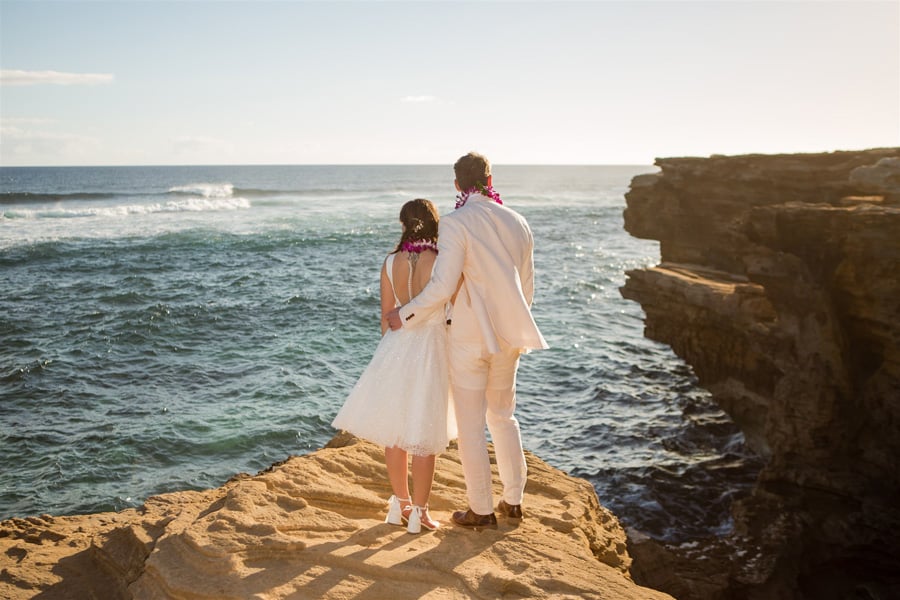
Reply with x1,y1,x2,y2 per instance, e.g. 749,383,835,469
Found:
379,249,438,334
391,250,437,305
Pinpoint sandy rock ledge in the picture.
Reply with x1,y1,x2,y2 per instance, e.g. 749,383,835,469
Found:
0,433,672,599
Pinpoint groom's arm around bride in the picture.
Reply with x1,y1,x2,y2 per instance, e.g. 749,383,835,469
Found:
387,151,548,528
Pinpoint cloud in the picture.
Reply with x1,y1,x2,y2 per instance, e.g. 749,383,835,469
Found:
0,123,100,160
1,116,54,126
0,69,114,86
172,135,235,159
400,95,436,103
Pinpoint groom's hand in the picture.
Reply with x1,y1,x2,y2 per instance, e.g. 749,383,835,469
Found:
386,307,403,330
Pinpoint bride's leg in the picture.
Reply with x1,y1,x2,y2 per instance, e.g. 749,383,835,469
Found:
385,447,412,524
385,446,411,503
408,454,439,531
410,454,436,507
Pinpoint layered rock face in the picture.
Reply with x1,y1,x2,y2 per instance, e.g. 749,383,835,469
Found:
0,433,673,600
621,149,900,599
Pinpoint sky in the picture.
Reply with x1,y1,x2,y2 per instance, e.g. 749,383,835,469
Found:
0,0,898,166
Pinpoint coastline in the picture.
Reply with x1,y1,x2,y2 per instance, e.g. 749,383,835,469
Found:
7,148,896,598
0,433,673,599
621,147,900,599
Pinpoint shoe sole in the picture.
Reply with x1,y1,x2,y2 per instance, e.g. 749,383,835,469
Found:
451,519,498,529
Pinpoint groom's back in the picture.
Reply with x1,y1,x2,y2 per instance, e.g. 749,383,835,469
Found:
456,200,533,279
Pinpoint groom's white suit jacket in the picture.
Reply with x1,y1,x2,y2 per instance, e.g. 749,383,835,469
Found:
398,195,548,355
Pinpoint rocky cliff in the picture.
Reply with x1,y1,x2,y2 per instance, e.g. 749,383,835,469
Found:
620,148,900,599
0,433,673,600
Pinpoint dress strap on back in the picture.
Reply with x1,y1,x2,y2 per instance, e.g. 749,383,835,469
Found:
386,252,420,306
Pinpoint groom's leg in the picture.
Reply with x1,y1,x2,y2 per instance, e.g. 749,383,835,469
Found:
485,349,527,506
452,385,493,515
449,339,493,515
486,388,527,505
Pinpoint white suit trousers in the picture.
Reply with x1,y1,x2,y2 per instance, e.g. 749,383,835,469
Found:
450,344,528,516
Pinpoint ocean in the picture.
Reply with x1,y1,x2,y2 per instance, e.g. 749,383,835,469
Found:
0,164,761,542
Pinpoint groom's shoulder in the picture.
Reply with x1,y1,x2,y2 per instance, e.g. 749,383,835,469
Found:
441,209,463,224
494,202,530,225
438,210,466,236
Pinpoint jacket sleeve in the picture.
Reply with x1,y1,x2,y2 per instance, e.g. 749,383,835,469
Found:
521,226,536,307
398,216,465,326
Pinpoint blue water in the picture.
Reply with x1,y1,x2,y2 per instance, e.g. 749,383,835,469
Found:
0,165,761,542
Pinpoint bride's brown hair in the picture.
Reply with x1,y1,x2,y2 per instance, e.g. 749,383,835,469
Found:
393,198,439,253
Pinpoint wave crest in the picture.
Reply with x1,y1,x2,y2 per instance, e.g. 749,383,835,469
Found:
3,197,250,220
168,183,234,198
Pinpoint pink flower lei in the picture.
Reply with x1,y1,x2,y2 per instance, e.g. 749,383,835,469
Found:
401,239,438,254
455,182,503,210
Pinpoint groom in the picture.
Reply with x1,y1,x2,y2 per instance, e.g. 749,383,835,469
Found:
387,151,548,528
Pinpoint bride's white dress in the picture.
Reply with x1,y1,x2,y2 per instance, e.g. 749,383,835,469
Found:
332,253,457,456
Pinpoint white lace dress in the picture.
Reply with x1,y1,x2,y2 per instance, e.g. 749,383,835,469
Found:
332,253,456,455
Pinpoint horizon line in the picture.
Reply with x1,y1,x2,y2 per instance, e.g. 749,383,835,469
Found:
0,162,660,169
3,147,892,169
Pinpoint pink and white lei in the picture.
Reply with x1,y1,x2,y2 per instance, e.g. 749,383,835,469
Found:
455,183,503,210
401,239,438,254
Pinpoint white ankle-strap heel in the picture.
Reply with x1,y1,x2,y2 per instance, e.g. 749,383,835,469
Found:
407,505,439,534
385,495,410,526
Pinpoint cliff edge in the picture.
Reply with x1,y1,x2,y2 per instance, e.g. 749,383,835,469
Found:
621,148,900,599
0,433,673,599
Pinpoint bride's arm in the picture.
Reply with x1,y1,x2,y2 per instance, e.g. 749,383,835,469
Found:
379,257,393,336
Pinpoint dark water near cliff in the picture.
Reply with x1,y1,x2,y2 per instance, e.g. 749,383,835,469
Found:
0,165,762,542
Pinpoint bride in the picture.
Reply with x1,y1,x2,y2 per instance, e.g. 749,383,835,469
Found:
332,198,456,534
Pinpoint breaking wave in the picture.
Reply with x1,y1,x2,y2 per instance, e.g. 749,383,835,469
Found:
167,183,235,198
2,196,250,220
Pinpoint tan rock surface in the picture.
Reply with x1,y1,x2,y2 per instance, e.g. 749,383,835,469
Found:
0,433,672,599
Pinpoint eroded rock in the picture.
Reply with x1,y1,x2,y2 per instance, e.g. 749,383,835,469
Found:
621,147,900,599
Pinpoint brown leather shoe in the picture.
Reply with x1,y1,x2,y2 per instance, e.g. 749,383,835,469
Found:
452,509,498,529
497,500,524,519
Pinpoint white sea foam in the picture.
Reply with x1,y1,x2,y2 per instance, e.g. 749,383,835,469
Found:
168,183,235,198
3,197,250,220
